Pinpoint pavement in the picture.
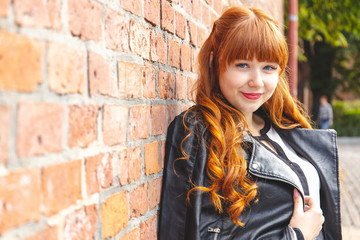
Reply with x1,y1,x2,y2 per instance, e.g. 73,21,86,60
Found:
337,137,360,239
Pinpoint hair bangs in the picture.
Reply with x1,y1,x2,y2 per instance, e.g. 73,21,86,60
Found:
219,15,288,73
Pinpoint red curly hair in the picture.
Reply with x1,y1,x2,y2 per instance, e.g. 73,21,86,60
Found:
184,6,312,226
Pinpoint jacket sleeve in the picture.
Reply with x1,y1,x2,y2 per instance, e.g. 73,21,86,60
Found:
158,113,209,240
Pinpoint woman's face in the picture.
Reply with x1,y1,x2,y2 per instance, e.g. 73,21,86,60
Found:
219,58,280,117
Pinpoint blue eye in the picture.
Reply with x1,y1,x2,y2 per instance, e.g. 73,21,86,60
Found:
235,63,248,68
264,65,277,71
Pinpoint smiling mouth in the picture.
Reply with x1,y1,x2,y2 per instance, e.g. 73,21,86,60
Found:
242,92,262,100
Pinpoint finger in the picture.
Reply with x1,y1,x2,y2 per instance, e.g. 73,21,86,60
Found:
293,189,304,214
304,196,315,208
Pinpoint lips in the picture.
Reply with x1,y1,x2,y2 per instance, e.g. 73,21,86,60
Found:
242,92,262,100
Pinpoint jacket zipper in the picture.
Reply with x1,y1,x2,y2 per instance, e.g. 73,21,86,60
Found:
208,227,221,240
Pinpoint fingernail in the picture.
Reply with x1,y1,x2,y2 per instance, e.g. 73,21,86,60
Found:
294,189,299,198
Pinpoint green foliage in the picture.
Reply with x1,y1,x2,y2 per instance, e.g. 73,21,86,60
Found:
332,100,360,136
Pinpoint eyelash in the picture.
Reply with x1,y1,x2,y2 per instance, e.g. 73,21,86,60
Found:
235,63,278,71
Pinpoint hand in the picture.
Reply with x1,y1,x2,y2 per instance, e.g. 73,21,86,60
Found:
329,120,333,126
289,189,324,240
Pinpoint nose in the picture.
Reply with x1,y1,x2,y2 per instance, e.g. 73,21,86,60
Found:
248,68,264,88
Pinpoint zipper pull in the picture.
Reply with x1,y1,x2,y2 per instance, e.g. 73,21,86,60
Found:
208,227,221,233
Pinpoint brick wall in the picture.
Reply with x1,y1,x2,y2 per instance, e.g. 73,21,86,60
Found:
0,0,283,239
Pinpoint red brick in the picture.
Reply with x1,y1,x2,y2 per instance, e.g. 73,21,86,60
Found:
14,0,61,30
140,216,157,240
144,141,161,175
151,105,166,136
68,104,99,148
0,0,10,17
130,183,148,218
121,0,141,16
202,2,210,27
41,160,82,215
188,20,197,46
105,8,129,51
129,21,150,60
188,76,197,101
168,105,182,125
17,102,63,158
192,47,199,73
205,0,211,4
142,66,156,98
85,153,113,195
120,228,140,240
213,0,223,15
102,105,128,146
158,70,174,99
192,0,201,22
48,42,85,94
118,61,142,99
175,74,187,100
182,0,192,15
0,169,41,234
161,0,174,33
150,30,166,64
197,25,207,47
180,43,192,72
149,177,162,210
89,51,118,98
63,205,97,240
168,38,180,68
129,105,150,140
119,146,141,185
22,226,58,240
101,192,128,238
0,31,44,92
161,139,166,167
168,0,179,4
0,105,10,163
211,9,218,26
176,11,186,40
144,0,160,25
68,0,103,42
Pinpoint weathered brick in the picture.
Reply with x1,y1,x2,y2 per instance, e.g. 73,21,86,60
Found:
176,11,186,40
120,228,140,240
192,47,199,73
144,141,161,175
101,192,128,238
85,153,113,195
158,70,174,99
213,0,223,15
150,30,166,64
118,61,142,99
0,0,10,17
151,105,166,136
41,160,82,215
142,66,156,98
188,76,197,101
0,169,41,234
197,25,207,47
68,0,103,42
161,0,174,33
22,226,58,240
129,105,150,140
121,0,141,16
168,105,182,125
68,104,99,148
129,21,150,60
105,8,128,52
211,9,218,26
182,0,192,15
140,216,157,240
129,183,148,218
188,20,197,46
102,105,128,146
0,31,44,92
202,2,210,27
149,177,162,210
192,0,201,22
63,205,97,240
119,147,142,185
161,139,166,167
17,102,63,158
89,51,118,98
168,0,179,4
14,0,61,30
48,42,85,94
175,74,187,100
0,105,10,163
168,38,180,68
180,43,192,72
144,0,160,25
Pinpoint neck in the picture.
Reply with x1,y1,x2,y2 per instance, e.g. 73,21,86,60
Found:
244,113,265,136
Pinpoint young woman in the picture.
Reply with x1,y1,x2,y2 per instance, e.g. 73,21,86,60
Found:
159,6,341,240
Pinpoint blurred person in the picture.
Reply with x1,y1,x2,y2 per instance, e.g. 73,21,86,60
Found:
318,95,333,129
159,6,341,240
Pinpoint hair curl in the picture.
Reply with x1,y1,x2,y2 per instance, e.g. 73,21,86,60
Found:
184,6,312,226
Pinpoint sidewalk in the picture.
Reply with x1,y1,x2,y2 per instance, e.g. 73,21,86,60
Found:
337,137,360,239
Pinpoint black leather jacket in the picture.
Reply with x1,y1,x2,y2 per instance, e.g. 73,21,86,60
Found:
159,110,341,240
